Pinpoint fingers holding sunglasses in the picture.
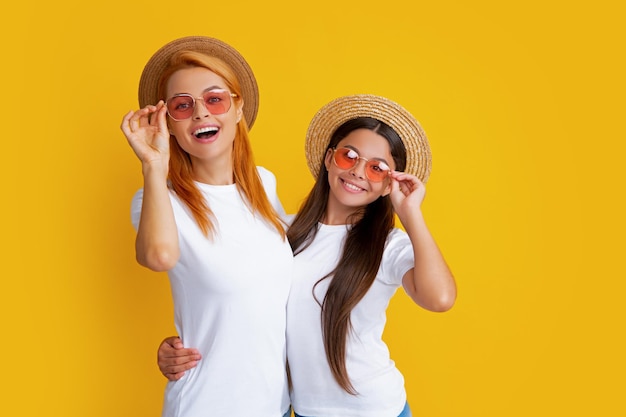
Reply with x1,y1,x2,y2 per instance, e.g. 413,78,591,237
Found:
120,102,170,165
389,171,426,212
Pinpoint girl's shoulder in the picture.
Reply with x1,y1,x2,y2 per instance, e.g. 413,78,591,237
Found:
386,227,409,244
379,227,414,285
382,227,413,262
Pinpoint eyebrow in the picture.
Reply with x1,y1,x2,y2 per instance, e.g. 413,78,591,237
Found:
343,145,391,166
202,86,228,93
169,86,228,98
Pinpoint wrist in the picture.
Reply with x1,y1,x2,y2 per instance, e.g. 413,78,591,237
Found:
142,158,169,179
398,209,426,233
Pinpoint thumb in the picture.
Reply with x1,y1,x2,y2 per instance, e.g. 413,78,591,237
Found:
163,336,184,349
388,178,403,206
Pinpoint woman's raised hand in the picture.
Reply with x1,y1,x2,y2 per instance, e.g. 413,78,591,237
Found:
120,101,170,167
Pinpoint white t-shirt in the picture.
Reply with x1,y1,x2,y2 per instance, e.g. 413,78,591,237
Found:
287,223,414,417
131,167,293,417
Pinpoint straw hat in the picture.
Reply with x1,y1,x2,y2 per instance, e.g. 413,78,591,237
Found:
305,94,432,183
138,36,259,129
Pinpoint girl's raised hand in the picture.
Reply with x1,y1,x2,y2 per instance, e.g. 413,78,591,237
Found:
388,171,426,219
120,101,170,166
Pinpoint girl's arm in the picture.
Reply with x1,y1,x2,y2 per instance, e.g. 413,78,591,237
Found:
389,171,457,312
157,336,202,381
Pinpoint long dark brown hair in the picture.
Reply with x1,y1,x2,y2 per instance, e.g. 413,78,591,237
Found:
287,117,407,394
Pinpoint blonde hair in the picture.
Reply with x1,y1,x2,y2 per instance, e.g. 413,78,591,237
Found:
157,50,285,239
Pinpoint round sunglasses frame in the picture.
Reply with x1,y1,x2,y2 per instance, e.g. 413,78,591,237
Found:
165,89,238,121
331,147,391,182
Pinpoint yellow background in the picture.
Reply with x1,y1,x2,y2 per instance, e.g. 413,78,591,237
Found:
2,0,624,415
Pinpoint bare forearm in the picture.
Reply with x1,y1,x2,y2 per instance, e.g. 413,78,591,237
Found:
136,161,179,271
402,211,456,312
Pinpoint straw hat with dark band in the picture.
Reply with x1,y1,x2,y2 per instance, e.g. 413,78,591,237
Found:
138,36,259,129
305,94,432,183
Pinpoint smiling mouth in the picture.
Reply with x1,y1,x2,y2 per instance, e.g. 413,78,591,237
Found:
194,126,219,139
341,179,365,192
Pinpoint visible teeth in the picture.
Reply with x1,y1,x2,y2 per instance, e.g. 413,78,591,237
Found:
194,126,218,136
344,181,363,191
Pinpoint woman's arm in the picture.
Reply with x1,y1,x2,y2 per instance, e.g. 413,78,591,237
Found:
121,103,180,271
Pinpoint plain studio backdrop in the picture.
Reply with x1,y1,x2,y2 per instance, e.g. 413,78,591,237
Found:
1,1,624,415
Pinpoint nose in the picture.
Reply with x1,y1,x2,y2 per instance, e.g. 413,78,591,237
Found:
193,98,210,119
349,159,367,179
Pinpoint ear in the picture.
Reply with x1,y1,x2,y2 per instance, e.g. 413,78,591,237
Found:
324,148,333,171
165,118,174,136
236,98,244,123
381,178,393,197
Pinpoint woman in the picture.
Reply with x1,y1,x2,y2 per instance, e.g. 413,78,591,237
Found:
121,36,293,417
158,95,456,417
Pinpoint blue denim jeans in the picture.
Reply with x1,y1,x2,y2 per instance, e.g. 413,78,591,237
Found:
398,401,412,417
294,401,411,417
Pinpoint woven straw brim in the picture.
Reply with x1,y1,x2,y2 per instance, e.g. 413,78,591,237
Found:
138,36,259,129
305,94,432,182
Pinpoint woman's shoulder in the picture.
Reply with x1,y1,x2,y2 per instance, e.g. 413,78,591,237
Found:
283,213,296,226
255,166,276,182
256,166,278,190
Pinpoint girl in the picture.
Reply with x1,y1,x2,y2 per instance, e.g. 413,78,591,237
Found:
121,37,293,417
157,94,456,417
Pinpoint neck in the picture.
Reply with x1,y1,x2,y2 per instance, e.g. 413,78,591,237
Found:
190,156,234,185
322,201,362,225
